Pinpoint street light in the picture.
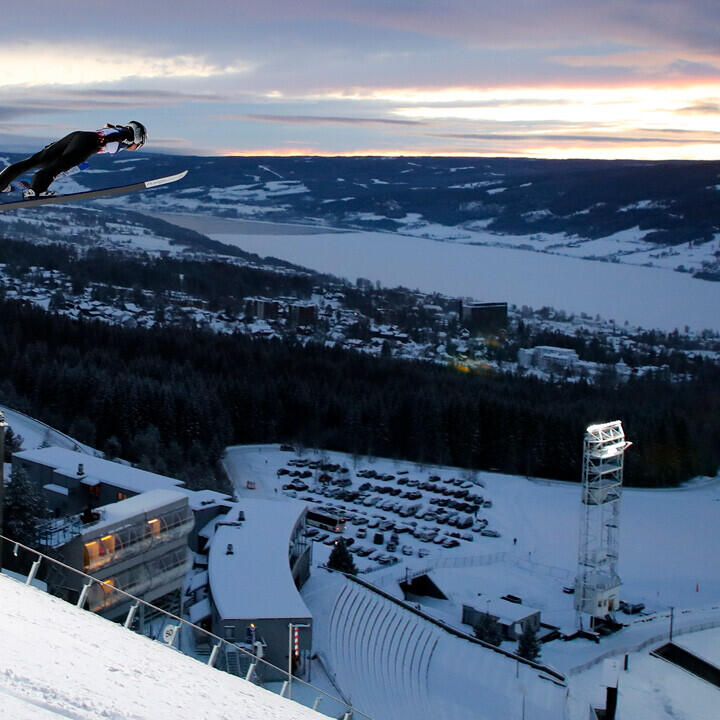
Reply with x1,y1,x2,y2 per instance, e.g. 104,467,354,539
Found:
288,622,311,700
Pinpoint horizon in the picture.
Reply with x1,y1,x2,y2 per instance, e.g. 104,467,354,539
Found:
3,2,720,160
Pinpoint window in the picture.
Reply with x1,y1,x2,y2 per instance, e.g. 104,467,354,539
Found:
117,492,127,501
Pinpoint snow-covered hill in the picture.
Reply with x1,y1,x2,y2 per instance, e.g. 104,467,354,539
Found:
0,572,324,720
2,154,720,280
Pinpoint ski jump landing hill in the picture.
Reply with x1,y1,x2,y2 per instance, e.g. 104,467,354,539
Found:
311,572,568,720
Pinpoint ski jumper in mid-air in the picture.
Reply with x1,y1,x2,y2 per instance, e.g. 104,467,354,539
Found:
0,121,147,197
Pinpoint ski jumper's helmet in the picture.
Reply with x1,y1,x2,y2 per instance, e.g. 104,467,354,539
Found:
126,121,147,148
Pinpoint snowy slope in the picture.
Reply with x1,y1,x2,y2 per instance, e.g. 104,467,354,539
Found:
0,573,324,720
0,405,97,456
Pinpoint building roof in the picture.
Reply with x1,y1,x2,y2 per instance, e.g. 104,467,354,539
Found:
208,499,311,621
82,489,189,536
43,483,69,496
14,447,183,495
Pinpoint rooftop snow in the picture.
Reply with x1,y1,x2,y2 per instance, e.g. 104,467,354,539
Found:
83,489,189,535
14,447,183,494
208,500,311,621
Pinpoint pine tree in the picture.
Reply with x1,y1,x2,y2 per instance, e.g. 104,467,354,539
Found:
3,466,47,546
517,624,541,661
473,614,503,646
3,427,24,462
327,537,357,575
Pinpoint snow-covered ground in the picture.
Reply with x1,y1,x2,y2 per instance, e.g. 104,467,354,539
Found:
0,405,97,457
147,213,720,333
223,444,720,719
0,573,324,720
568,625,720,719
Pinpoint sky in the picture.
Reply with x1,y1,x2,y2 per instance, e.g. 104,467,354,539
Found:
2,1,720,159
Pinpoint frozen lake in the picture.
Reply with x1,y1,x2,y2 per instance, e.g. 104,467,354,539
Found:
149,213,720,333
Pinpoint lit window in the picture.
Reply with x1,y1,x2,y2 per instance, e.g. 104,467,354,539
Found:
83,541,99,569
147,518,161,537
100,534,116,556
117,492,127,501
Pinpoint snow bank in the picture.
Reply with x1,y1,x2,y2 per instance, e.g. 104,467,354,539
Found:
0,573,324,720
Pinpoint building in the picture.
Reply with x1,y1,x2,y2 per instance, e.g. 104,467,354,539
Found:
13,447,232,618
288,302,316,326
518,345,580,373
460,301,508,334
13,447,184,517
200,499,313,679
462,598,541,641
245,298,281,321
39,489,194,620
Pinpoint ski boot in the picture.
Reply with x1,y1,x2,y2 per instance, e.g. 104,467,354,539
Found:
22,188,56,199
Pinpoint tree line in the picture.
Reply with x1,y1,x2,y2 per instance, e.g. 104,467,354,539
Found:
0,297,718,488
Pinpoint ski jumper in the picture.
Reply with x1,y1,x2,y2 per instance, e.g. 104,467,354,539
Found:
0,127,134,194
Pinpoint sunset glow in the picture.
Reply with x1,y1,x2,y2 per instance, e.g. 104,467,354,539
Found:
1,2,720,159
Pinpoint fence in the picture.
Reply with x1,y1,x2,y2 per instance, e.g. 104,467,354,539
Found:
0,533,372,720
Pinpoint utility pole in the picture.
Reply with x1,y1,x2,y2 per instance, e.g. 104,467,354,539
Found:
669,606,675,643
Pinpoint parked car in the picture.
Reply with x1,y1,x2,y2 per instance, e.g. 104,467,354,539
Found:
418,548,430,558
480,529,500,537
402,545,413,556
357,528,367,538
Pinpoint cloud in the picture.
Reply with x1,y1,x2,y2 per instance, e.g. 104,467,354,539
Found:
678,101,720,114
237,113,426,126
0,45,251,87
435,131,720,145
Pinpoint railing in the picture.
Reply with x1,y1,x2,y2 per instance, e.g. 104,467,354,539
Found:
0,533,372,720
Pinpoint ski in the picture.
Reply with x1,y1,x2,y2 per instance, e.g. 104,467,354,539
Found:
0,170,188,212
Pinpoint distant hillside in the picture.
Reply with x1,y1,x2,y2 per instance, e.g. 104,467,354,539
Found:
2,153,719,279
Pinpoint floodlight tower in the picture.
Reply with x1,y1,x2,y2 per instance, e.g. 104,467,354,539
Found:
574,421,631,628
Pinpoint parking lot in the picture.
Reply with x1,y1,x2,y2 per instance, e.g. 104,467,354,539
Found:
272,450,503,572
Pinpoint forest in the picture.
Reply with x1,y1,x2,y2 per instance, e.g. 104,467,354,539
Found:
0,297,717,490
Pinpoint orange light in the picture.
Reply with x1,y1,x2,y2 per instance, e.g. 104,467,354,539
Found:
147,518,160,525
101,535,113,541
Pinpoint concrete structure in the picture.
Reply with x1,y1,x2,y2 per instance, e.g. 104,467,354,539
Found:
575,421,631,626
204,499,313,679
40,489,193,620
315,573,568,720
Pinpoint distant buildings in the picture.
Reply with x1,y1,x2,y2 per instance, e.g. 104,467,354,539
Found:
518,345,580,373
460,301,508,334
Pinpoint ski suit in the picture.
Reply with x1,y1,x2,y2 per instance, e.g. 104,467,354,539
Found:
0,126,134,194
